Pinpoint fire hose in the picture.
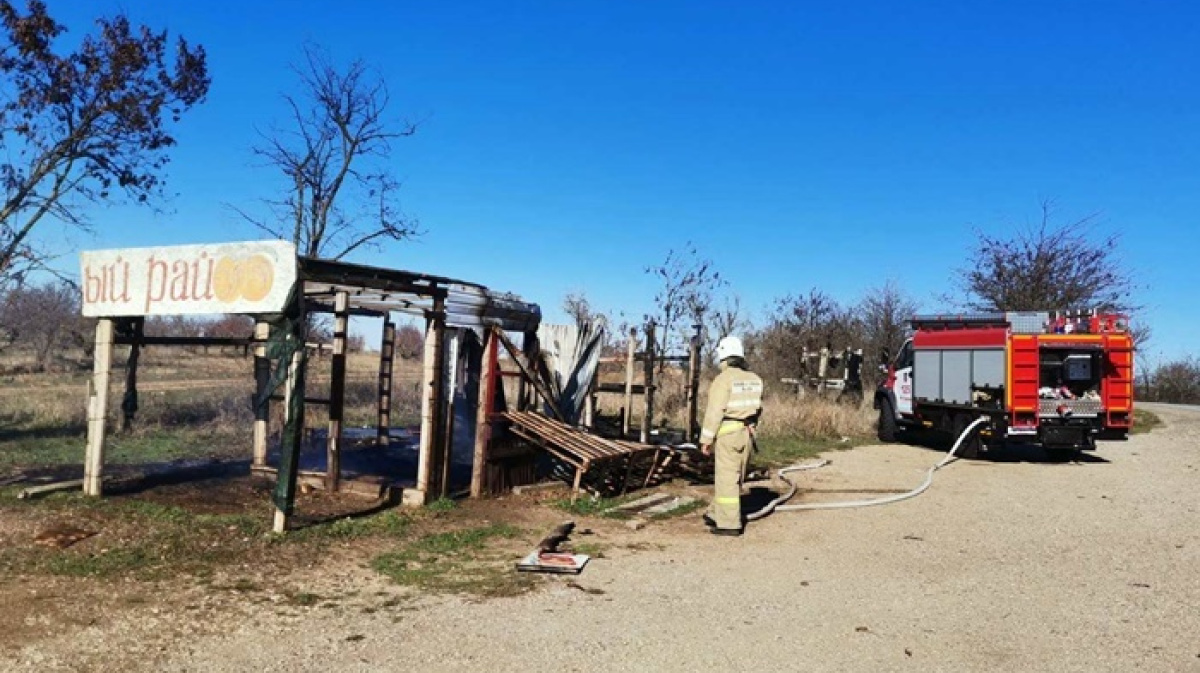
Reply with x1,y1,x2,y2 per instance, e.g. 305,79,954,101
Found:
745,415,991,521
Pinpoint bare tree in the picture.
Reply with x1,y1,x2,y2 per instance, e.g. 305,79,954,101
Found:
394,323,423,360
1,280,91,370
144,315,205,339
952,201,1138,312
562,291,609,332
204,315,254,339
1130,323,1155,398
703,294,749,367
0,284,15,353
856,279,919,371
241,43,420,259
1145,356,1200,404
644,242,725,368
752,289,858,385
0,1,209,287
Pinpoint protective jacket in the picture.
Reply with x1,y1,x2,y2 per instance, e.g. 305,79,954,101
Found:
701,360,764,532
700,362,764,444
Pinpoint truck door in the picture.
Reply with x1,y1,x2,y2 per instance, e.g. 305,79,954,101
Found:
895,339,914,415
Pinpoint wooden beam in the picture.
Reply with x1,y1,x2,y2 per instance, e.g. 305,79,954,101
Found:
686,324,702,443
113,335,253,347
326,291,349,492
252,320,271,468
597,382,646,395
471,326,499,497
494,330,567,423
121,318,143,433
273,290,307,534
622,327,636,438
296,257,453,298
377,319,395,446
646,354,689,363
84,319,114,497
641,321,656,444
274,346,304,534
303,300,387,318
267,394,332,405
583,386,595,429
417,296,447,502
438,330,458,498
523,331,539,412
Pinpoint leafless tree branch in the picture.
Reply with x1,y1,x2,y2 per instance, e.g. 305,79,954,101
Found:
238,42,421,259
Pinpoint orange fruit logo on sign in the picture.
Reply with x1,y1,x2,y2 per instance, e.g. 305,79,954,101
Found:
212,254,275,303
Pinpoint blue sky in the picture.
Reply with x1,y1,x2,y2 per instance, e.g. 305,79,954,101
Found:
37,1,1200,363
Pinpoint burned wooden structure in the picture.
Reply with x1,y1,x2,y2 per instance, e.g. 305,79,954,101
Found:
79,241,541,532
593,322,704,444
78,240,713,529
498,321,706,501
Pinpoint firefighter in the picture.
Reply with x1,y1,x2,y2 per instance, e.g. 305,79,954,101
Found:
700,336,764,536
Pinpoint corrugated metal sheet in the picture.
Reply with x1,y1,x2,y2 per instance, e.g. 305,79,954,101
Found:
298,256,540,332
537,322,605,424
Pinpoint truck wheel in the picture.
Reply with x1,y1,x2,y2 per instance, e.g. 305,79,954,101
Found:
877,400,897,442
951,414,983,459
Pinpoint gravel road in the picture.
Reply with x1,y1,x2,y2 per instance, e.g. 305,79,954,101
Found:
7,404,1199,672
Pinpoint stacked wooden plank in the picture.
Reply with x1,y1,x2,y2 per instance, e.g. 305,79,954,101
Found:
500,410,669,500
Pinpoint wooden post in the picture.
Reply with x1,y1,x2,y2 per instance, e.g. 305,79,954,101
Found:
83,319,114,497
622,327,636,438
417,296,447,503
274,348,304,533
326,291,349,492
516,332,529,412
494,330,568,423
686,323,702,443
583,386,595,429
121,318,143,433
377,319,396,446
571,465,584,504
252,320,271,467
439,331,458,498
522,330,540,412
800,345,810,393
818,345,830,396
641,321,656,444
273,291,307,534
471,327,499,498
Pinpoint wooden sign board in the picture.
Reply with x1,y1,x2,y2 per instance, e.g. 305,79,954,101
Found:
80,241,297,317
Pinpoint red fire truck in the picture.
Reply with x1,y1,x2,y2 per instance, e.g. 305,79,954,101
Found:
874,311,1134,457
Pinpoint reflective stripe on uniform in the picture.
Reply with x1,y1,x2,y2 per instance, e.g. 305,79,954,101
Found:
726,398,761,409
718,420,748,437
715,496,740,504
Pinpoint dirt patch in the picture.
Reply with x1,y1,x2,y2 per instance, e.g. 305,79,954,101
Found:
0,466,675,663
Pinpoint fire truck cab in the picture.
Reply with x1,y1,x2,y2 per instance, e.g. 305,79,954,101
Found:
875,310,1134,457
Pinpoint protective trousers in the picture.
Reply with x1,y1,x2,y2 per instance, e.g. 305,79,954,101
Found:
708,427,752,530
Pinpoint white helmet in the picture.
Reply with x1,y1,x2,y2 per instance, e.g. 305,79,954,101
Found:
716,336,744,362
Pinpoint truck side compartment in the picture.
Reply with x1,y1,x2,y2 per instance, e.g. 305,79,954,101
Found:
877,310,1133,453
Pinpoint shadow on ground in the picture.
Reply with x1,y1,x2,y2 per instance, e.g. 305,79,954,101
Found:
899,429,1112,465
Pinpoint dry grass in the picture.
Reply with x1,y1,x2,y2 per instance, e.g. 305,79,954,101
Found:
594,370,876,442
0,348,420,470
593,367,877,468
757,393,876,441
